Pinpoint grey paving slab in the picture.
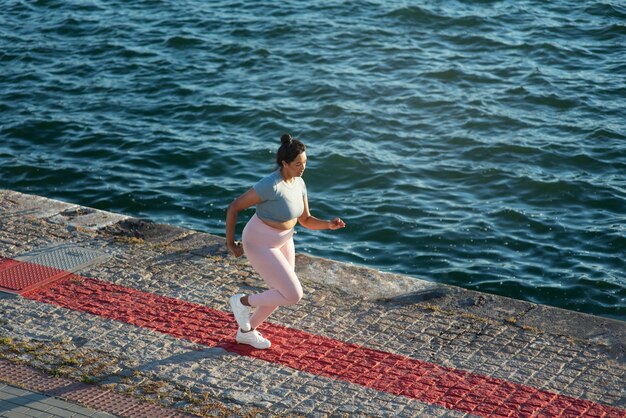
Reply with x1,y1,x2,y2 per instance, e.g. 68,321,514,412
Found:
40,396,96,415
1,411,32,418
14,244,110,274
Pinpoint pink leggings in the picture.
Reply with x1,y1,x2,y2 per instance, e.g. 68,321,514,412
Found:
243,214,303,329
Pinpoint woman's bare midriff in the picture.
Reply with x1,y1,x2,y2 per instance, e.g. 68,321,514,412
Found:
259,217,298,231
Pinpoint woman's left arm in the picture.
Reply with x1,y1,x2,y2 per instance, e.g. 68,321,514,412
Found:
298,194,346,230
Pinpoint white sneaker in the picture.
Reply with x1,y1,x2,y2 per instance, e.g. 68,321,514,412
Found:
236,329,271,349
229,293,251,332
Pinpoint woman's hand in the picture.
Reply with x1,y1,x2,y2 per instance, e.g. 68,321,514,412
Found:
328,217,346,230
227,241,244,258
225,188,262,258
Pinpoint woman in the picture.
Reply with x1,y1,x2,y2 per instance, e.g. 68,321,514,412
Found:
225,133,346,349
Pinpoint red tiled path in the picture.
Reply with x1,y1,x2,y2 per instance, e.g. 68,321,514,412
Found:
3,258,623,417
0,257,69,294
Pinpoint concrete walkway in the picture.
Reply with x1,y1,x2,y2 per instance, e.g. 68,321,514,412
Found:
0,381,115,418
0,189,624,417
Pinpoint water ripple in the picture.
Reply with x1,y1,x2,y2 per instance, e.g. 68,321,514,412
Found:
1,0,625,320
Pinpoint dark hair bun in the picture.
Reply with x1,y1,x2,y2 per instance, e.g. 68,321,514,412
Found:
281,133,293,145
276,133,306,166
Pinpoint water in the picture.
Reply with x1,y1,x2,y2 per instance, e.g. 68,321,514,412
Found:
1,0,625,321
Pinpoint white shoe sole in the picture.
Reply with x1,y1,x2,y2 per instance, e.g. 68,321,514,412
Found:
236,331,271,349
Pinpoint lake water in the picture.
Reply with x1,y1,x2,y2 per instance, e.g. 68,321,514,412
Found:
1,0,625,320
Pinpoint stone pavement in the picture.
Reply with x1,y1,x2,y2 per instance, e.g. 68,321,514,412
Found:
0,189,625,417
0,358,194,417
1,379,115,418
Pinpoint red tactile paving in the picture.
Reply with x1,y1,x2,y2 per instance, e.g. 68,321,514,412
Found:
0,259,69,294
0,359,196,417
21,273,626,418
47,381,108,403
0,360,74,393
0,257,20,271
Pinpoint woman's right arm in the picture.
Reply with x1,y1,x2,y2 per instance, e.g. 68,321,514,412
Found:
226,188,262,257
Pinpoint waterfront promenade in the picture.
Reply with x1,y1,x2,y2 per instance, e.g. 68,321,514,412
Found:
0,189,624,417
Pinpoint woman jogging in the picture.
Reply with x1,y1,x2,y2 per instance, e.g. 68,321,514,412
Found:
225,133,346,349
